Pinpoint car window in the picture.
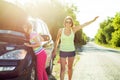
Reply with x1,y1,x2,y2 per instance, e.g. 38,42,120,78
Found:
29,17,52,41
36,19,49,35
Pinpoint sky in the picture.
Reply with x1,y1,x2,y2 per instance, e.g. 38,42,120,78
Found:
6,0,120,38
64,0,120,38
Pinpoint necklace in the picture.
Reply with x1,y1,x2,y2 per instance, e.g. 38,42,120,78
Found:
65,27,71,31
64,28,71,36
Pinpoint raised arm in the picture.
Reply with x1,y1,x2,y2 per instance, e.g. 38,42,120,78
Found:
73,16,99,33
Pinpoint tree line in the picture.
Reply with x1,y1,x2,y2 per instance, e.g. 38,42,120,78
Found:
95,12,120,47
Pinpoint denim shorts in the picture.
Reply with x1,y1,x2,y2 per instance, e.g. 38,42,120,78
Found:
59,51,76,58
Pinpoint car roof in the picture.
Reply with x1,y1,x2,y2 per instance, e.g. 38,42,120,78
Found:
0,1,29,34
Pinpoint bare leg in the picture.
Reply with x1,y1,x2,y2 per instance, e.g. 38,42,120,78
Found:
68,57,74,80
60,57,66,80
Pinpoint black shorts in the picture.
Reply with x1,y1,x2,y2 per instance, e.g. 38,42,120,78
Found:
59,51,76,58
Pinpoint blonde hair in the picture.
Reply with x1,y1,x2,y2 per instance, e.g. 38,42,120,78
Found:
63,16,73,27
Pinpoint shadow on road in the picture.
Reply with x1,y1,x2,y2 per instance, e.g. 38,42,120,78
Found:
82,45,120,54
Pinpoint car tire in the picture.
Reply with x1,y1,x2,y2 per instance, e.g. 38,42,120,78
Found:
31,66,36,80
27,63,37,80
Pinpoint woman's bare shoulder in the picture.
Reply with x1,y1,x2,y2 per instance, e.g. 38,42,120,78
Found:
57,28,63,35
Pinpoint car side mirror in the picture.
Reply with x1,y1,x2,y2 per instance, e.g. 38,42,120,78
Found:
41,35,50,41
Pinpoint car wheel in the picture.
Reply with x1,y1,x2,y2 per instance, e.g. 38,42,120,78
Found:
30,66,36,80
27,63,37,80
46,59,53,75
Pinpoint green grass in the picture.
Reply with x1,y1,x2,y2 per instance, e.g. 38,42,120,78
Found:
52,51,60,79
96,43,120,50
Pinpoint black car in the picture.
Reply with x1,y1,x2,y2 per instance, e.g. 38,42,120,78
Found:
0,1,53,80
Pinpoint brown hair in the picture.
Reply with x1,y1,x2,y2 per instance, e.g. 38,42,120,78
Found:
63,16,73,27
23,22,33,39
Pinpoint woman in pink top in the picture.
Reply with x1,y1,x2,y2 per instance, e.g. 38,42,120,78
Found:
24,23,48,80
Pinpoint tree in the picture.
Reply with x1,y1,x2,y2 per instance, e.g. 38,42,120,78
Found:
110,30,120,47
10,0,87,46
112,12,120,30
95,17,114,44
110,12,120,47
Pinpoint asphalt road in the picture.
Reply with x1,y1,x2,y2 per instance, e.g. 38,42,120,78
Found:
50,42,120,80
71,42,120,80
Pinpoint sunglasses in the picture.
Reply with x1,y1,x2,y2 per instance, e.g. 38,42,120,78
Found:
65,21,72,24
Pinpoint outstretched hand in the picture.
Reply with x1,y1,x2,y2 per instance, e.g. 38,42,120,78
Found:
93,16,99,21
